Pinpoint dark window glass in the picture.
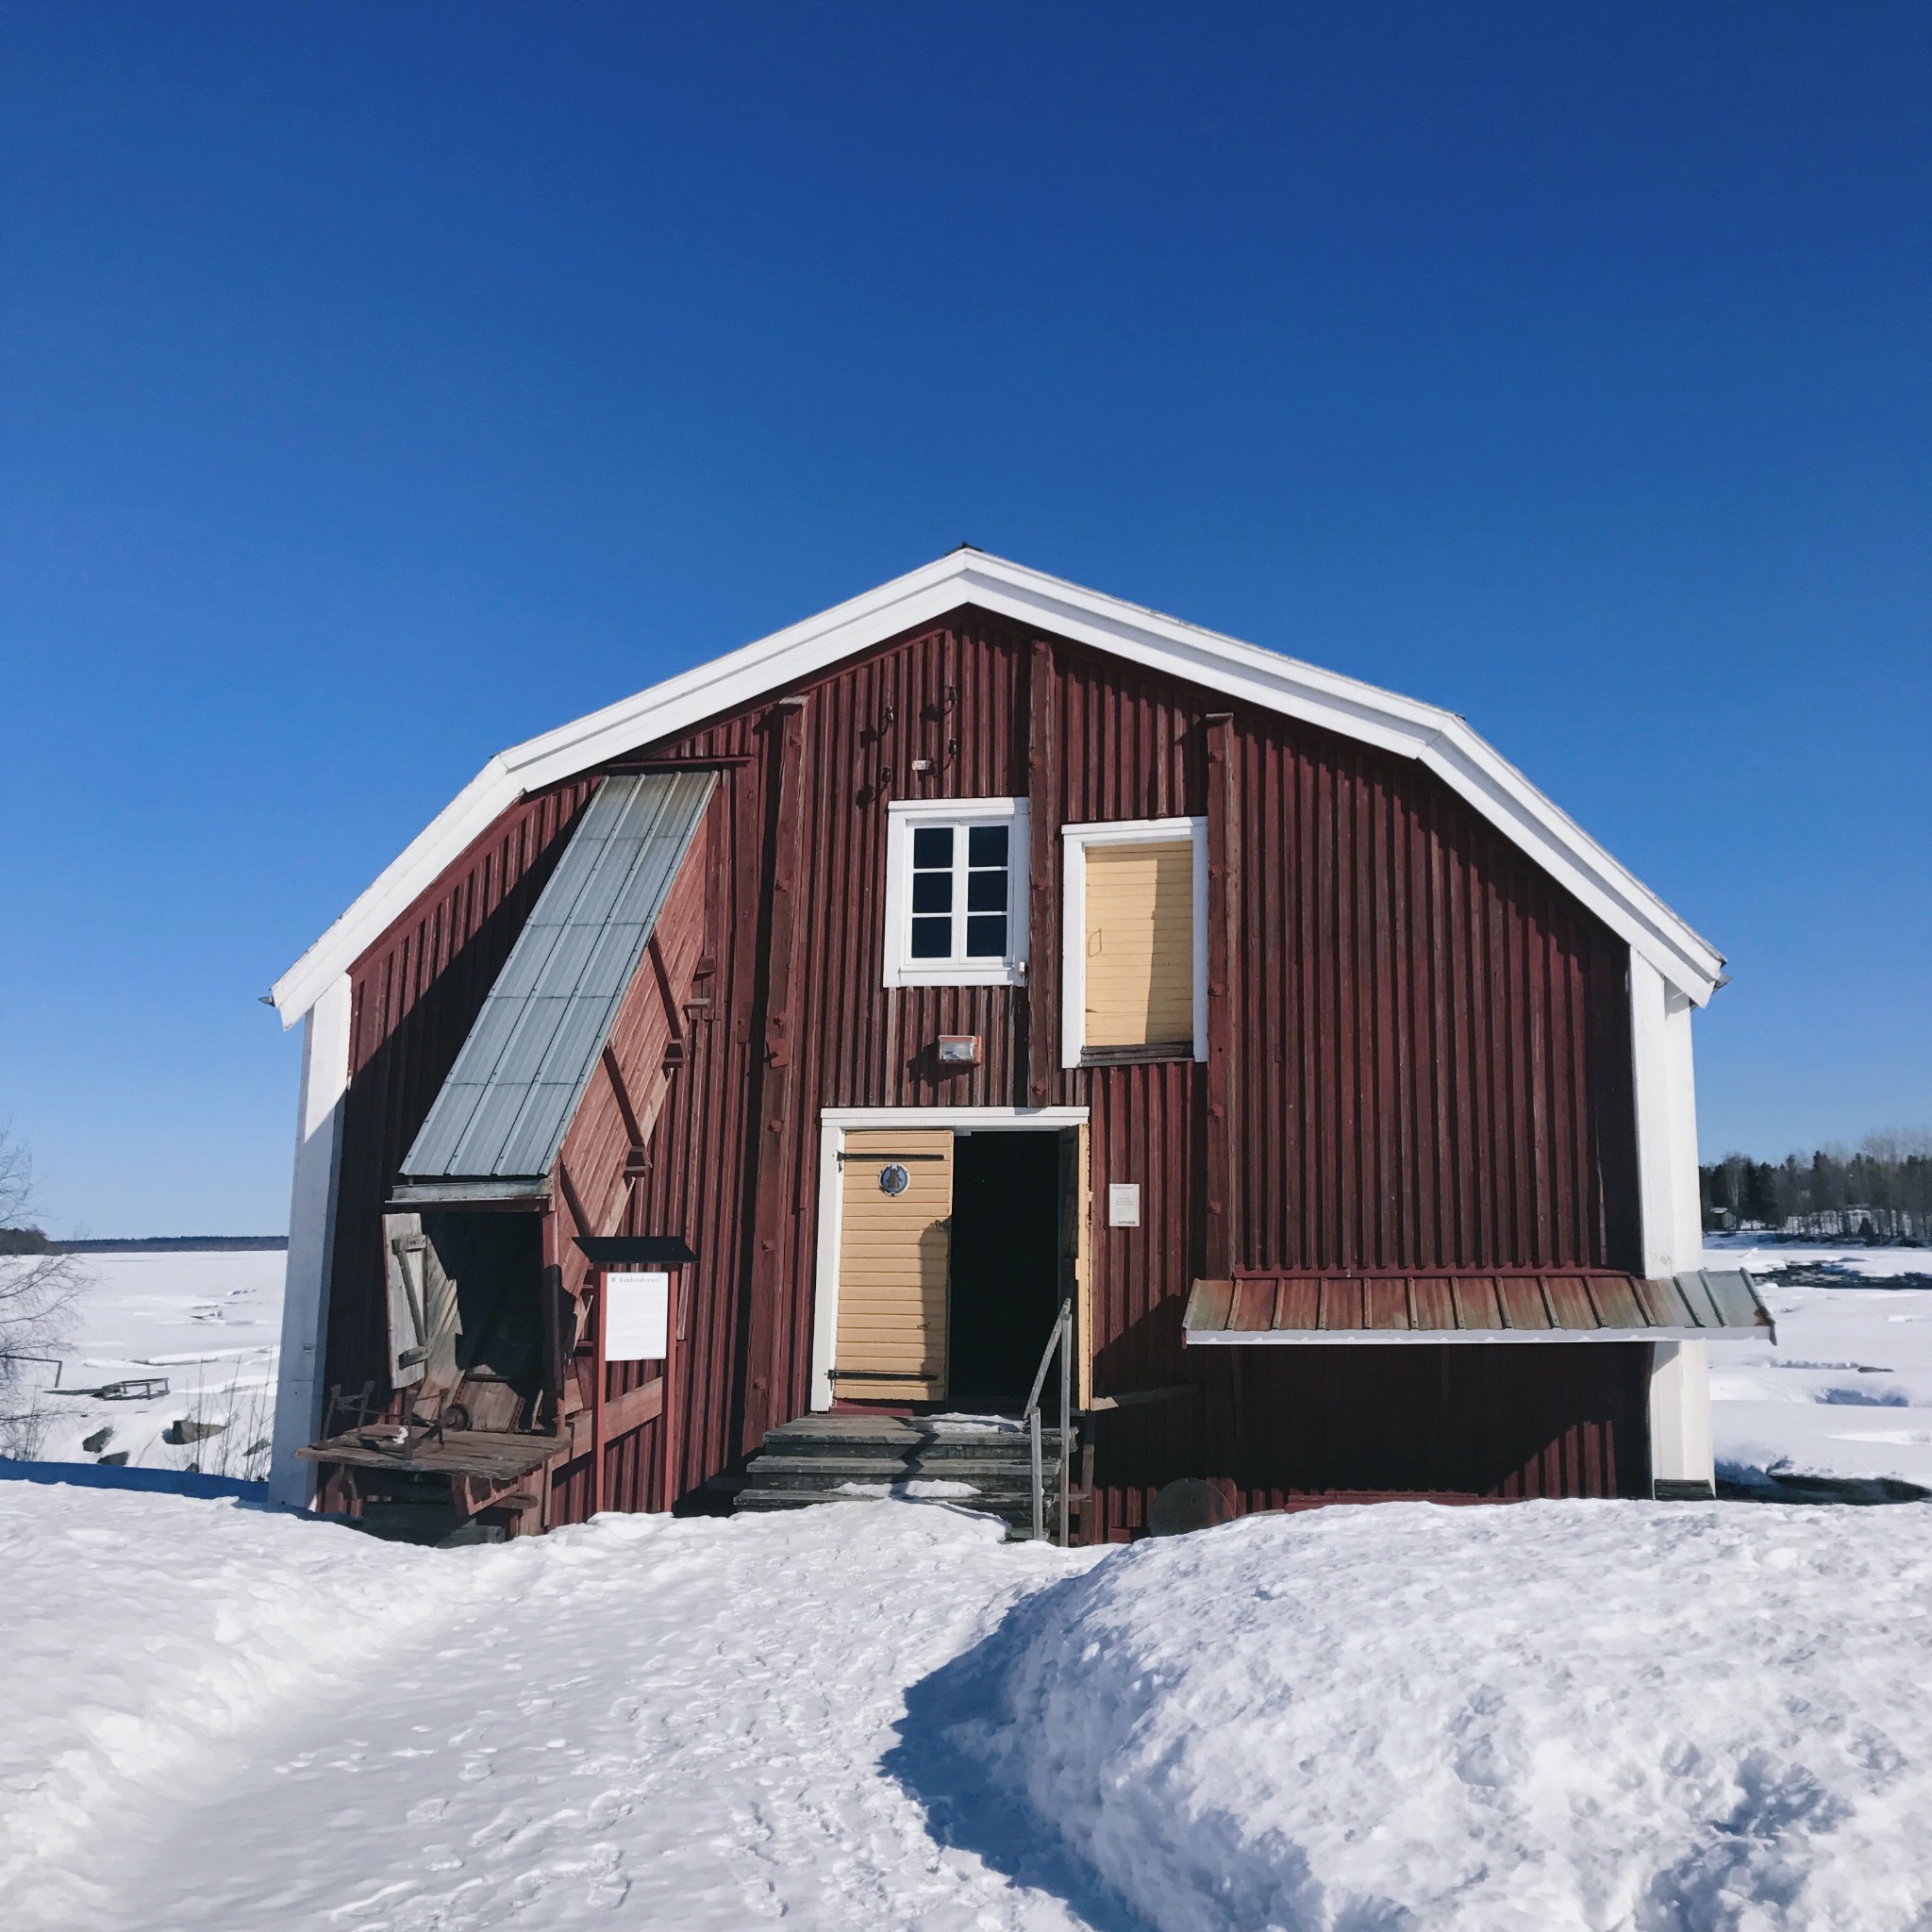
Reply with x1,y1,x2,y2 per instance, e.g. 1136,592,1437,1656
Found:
911,871,953,914
967,824,1008,868
965,913,1008,958
966,868,1006,912
912,825,954,870
910,915,952,958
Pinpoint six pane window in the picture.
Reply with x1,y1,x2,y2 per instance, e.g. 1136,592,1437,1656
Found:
892,808,1021,976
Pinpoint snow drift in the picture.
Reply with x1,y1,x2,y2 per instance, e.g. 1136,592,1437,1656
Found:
954,1501,1932,1932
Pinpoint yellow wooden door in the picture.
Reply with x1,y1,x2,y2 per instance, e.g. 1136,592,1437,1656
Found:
832,1128,954,1401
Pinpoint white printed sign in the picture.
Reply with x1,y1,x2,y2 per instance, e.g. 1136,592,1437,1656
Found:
1108,1183,1141,1228
604,1272,670,1361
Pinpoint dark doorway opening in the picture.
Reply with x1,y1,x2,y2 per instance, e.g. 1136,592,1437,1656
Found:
947,1131,1063,1409
420,1209,547,1429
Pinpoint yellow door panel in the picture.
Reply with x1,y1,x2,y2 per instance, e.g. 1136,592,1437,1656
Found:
832,1129,953,1402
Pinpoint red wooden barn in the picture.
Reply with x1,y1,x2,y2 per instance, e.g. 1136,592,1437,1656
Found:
266,553,1766,1543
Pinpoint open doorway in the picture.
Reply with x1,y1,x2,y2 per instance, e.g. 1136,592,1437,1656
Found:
946,1130,1065,1409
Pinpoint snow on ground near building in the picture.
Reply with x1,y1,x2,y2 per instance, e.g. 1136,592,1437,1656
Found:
15,1249,285,1476
964,1500,1932,1932
1706,1241,1932,1491
3,1485,1931,1932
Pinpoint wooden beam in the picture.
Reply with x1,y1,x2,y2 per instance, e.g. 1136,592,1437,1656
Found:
1025,639,1060,1104
1204,712,1241,1278
744,696,809,1448
600,1043,648,1157
603,1372,664,1442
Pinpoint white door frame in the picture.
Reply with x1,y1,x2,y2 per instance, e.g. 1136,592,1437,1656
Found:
809,1105,1090,1410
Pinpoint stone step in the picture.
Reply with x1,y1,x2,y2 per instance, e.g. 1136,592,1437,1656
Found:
747,1450,1055,1475
758,1423,1071,1461
734,1412,1075,1538
733,1485,1051,1533
740,1466,1048,1500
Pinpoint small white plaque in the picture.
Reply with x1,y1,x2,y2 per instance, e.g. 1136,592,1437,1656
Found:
1108,1183,1141,1228
604,1271,670,1361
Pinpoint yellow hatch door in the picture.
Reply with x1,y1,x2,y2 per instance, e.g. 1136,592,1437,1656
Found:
1084,840,1194,1047
832,1128,954,1402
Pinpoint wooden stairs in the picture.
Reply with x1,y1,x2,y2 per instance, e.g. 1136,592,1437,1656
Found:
732,1412,1076,1538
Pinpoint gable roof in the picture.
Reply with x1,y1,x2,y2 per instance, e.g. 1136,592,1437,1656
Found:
272,548,1724,1024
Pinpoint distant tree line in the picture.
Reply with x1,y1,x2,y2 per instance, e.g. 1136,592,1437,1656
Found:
1702,1129,1932,1242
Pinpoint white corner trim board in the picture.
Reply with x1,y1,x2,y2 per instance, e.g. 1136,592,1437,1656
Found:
268,971,352,1509
1648,1340,1715,1488
273,550,1724,1025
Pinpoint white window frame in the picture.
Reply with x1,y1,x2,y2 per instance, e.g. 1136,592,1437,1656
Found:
1061,815,1208,1067
882,797,1030,988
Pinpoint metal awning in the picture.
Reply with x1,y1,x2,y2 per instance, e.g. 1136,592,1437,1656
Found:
1182,1269,1773,1345
398,770,714,1189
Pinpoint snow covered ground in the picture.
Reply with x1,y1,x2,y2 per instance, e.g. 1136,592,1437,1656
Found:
3,1240,1931,1928
1705,1241,1932,1492
3,1483,1930,1931
14,1248,285,1476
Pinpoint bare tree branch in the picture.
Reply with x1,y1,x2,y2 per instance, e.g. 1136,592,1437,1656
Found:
0,1129,81,1457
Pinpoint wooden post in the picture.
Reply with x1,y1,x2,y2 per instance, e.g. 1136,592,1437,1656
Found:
659,1268,682,1512
744,696,809,1450
1203,713,1241,1482
1204,712,1241,1278
1025,639,1060,1104
591,1267,607,1516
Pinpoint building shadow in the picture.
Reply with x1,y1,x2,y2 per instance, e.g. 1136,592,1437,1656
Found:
879,1569,1162,1932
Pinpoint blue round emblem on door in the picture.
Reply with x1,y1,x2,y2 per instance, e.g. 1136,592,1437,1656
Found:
878,1163,910,1196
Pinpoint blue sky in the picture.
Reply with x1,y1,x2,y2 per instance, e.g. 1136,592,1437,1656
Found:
2,4,1926,1235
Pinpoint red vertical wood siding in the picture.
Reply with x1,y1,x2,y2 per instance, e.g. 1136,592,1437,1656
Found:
547,816,711,1520
325,606,1647,1525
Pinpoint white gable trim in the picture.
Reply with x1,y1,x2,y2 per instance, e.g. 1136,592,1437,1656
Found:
272,550,1723,1024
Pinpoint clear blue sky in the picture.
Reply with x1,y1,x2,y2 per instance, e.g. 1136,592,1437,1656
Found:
2,4,1926,1236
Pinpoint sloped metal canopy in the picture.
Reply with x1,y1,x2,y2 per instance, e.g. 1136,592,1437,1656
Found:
398,771,713,1191
1182,1269,1773,1344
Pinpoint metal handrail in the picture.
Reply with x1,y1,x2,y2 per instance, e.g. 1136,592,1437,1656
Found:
1024,1296,1074,1545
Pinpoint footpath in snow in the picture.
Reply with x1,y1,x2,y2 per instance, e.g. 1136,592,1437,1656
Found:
4,1482,1932,1932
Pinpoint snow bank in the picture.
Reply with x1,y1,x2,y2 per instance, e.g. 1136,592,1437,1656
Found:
960,1501,1932,1931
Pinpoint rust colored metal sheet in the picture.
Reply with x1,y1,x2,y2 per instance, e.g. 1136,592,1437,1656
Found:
1496,1277,1554,1330
1362,1277,1411,1330
1452,1275,1504,1331
1274,1277,1321,1330
1542,1274,1600,1331
1228,1278,1275,1331
1410,1275,1457,1331
1320,1277,1366,1331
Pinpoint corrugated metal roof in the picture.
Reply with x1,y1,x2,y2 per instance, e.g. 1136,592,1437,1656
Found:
401,772,714,1183
1182,1269,1773,1343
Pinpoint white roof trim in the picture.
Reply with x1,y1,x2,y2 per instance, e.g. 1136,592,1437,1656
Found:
272,549,1724,1024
